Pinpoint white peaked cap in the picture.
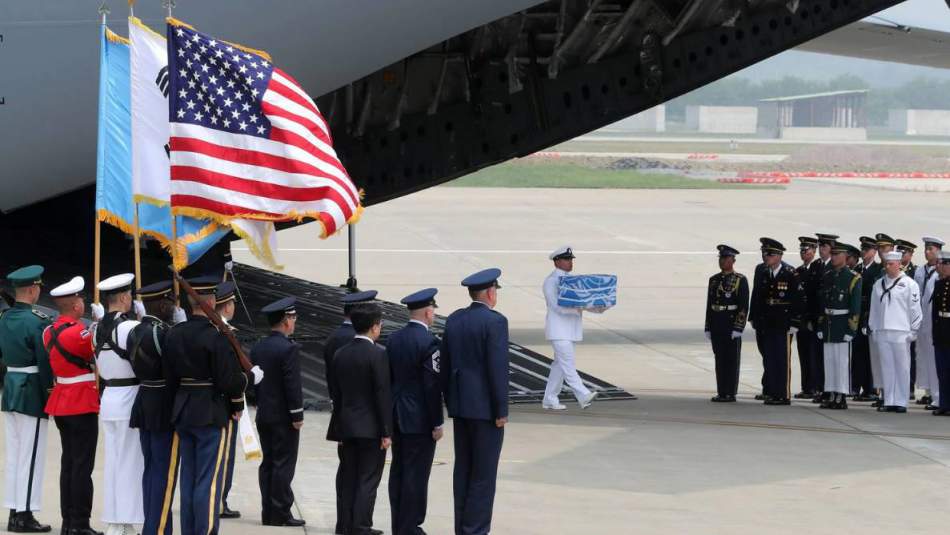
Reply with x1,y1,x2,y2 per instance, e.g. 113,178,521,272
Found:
883,251,903,262
549,245,575,260
922,237,945,247
97,273,135,292
50,276,85,298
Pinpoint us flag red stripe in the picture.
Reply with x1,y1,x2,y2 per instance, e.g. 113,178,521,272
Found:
166,21,360,236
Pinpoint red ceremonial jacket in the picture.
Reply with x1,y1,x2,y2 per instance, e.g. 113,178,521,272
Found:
43,316,99,416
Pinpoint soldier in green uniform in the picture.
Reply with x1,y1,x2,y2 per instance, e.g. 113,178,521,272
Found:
0,266,53,533
704,245,749,402
816,244,862,410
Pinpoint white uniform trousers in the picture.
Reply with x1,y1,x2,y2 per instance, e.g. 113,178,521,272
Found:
543,340,591,404
869,332,883,389
101,420,145,524
916,331,939,403
876,334,912,408
823,343,851,395
3,413,47,512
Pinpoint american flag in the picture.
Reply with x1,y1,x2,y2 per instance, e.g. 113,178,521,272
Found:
166,21,360,236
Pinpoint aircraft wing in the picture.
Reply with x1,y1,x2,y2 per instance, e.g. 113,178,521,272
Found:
797,20,950,69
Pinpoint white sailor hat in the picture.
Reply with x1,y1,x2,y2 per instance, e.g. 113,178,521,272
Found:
883,251,903,262
923,237,945,248
549,246,575,261
50,276,84,298
97,273,134,294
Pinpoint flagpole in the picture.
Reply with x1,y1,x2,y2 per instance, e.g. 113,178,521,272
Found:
171,214,180,296
132,202,143,290
94,217,102,304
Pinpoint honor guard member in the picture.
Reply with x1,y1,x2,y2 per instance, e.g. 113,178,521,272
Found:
704,245,749,402
792,236,823,400
329,304,392,535
441,268,509,535
869,252,922,413
0,266,53,533
93,273,145,535
816,233,839,267
252,297,305,527
752,247,769,400
914,237,944,408
930,252,950,416
852,237,879,401
127,281,184,535
214,282,242,520
896,239,920,397
163,277,263,535
387,288,444,535
749,239,798,405
541,247,597,410
323,290,378,535
867,233,896,405
43,278,101,535
845,245,861,271
816,243,862,410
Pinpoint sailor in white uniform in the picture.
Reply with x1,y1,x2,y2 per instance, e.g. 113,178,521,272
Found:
92,274,145,535
869,252,922,413
914,237,944,408
542,246,598,410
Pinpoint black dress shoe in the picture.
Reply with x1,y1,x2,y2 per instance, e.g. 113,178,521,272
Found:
263,518,306,527
926,404,938,411
369,529,383,535
793,392,812,399
916,395,932,405
872,399,884,408
894,406,907,413
9,510,16,531
220,506,241,519
764,398,791,405
933,409,950,416
754,394,765,401
12,513,52,533
68,527,104,535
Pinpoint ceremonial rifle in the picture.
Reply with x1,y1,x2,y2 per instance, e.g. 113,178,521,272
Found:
170,268,253,372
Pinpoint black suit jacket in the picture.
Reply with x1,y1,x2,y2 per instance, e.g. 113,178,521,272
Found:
251,332,304,425
329,337,393,440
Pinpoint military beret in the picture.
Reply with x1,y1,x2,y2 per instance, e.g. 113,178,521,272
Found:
6,265,44,288
816,233,839,245
216,281,236,305
923,237,945,248
186,276,219,295
98,273,134,295
462,268,502,291
341,290,378,305
875,233,895,246
895,239,917,253
401,288,438,310
717,244,739,257
759,238,785,254
549,246,575,261
50,276,84,298
798,236,818,249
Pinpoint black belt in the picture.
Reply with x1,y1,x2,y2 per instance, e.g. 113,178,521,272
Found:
103,378,140,387
141,379,166,388
181,377,213,387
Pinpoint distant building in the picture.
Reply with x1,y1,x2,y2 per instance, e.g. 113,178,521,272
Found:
758,89,868,141
604,105,666,133
685,105,757,134
888,109,950,136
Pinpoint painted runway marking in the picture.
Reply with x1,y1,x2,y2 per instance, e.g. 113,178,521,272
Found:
234,248,728,255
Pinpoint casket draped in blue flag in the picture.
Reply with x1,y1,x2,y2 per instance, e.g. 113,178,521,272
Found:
557,274,618,308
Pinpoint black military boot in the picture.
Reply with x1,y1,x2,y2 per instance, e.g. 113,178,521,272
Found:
11,512,52,533
67,519,103,535
9,510,17,531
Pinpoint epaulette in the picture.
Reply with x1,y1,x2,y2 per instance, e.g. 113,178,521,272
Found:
31,309,51,321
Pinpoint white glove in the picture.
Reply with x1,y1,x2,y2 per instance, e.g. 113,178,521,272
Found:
908,333,918,343
788,327,799,335
843,334,853,343
816,331,823,340
704,331,711,342
861,327,868,336
731,331,742,340
807,322,814,331
224,260,235,272
90,302,105,321
250,365,264,385
133,300,146,320
172,307,187,324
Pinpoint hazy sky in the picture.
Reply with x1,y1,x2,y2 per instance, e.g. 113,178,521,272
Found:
876,0,950,31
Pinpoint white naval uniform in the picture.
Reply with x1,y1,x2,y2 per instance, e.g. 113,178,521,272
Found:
869,274,922,408
94,314,145,527
914,264,940,402
542,268,592,405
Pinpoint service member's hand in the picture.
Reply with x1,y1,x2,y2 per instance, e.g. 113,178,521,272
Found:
495,417,508,428
225,260,235,272
861,327,869,336
232,411,242,421
292,421,304,430
432,427,443,442
843,334,853,343
816,331,823,340
381,437,392,450
250,365,264,385
908,332,918,343
172,306,187,324
133,299,146,320
730,331,742,340
90,302,105,321
788,327,799,335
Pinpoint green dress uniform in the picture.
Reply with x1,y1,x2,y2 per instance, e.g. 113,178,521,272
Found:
0,266,53,532
817,260,862,408
704,247,749,401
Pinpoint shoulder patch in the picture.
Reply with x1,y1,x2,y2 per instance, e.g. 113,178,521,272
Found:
79,329,91,340
31,309,51,321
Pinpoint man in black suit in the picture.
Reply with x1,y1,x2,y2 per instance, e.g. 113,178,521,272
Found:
329,304,393,535
252,297,305,527
387,289,444,535
323,290,379,535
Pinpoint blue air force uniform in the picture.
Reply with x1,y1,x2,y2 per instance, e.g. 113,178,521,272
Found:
387,289,444,535
440,269,509,535
162,277,251,535
749,239,799,404
252,297,305,526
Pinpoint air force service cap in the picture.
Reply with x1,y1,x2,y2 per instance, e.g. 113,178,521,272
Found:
137,281,174,301
401,288,438,310
262,296,296,324
216,281,236,305
6,265,44,288
759,238,785,255
341,290,378,305
97,273,134,295
462,268,502,291
549,246,576,261
50,276,84,298
717,244,739,257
